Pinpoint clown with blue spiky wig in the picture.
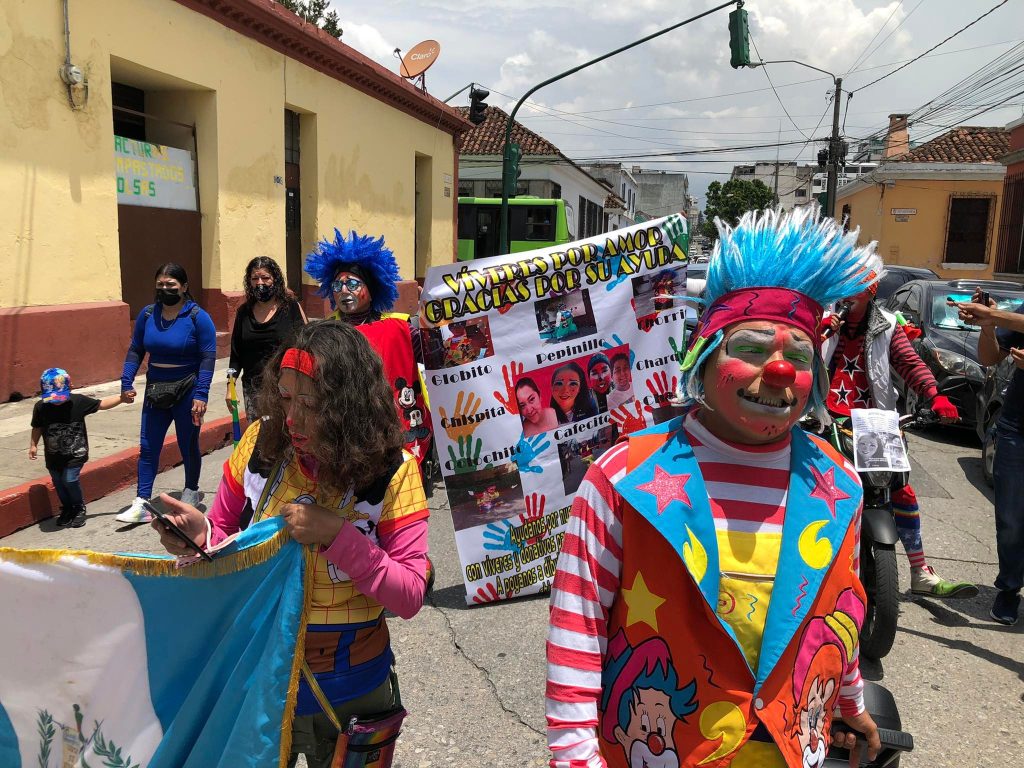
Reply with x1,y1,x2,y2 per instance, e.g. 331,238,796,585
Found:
304,229,432,466
546,207,886,768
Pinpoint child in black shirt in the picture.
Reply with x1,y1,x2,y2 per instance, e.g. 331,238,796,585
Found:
29,368,135,528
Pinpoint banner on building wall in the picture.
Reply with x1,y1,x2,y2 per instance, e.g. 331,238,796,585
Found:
421,215,692,605
114,135,197,211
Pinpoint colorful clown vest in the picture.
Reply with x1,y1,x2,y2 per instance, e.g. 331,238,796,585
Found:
601,417,866,768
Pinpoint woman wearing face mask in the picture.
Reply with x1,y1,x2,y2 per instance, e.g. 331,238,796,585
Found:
117,263,217,523
549,362,599,424
227,257,307,421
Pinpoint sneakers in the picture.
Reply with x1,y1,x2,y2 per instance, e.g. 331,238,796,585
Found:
910,566,979,599
180,488,203,507
115,497,153,524
69,505,87,529
990,590,1021,626
55,506,76,528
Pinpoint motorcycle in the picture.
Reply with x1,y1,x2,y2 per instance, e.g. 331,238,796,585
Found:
815,408,937,661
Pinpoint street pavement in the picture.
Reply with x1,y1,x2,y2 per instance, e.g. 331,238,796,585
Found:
3,426,1021,767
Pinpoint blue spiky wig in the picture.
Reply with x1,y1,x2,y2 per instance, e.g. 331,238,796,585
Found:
304,229,401,313
680,206,882,419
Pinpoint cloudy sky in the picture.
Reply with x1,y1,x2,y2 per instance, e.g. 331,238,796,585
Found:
330,0,1024,204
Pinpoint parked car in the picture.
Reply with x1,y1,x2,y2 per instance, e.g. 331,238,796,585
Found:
875,265,939,302
975,355,1015,485
884,279,1024,430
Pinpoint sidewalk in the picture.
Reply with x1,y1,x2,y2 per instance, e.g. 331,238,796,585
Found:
0,359,240,537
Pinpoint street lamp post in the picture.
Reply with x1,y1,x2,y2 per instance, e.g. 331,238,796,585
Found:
750,59,846,219
498,0,740,254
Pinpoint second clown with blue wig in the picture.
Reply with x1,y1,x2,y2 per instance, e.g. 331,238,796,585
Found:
304,229,432,466
546,207,884,768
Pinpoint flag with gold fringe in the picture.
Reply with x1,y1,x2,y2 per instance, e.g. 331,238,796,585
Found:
0,517,308,768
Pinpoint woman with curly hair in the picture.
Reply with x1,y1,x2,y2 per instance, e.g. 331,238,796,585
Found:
304,229,432,468
153,320,430,768
227,256,307,421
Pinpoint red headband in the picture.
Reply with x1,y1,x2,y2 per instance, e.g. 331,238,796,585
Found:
281,348,317,377
695,287,824,348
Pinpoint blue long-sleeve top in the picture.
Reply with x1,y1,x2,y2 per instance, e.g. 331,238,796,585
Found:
121,300,217,402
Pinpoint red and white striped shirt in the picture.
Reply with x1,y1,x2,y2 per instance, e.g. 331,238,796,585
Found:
545,414,864,768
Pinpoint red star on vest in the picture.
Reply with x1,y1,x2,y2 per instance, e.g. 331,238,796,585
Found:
809,465,851,518
636,466,691,515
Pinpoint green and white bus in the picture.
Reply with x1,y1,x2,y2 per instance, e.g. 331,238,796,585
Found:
457,197,573,261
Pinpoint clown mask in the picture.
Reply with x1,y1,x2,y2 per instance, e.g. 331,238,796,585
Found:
332,271,372,315
699,320,816,444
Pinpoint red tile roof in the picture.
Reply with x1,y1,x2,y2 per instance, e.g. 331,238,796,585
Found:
456,106,561,155
889,126,1009,163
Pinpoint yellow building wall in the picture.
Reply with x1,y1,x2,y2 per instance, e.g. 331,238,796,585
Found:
838,178,1004,281
0,0,457,310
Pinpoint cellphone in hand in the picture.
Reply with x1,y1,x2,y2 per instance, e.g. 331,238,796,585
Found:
977,290,991,306
144,500,213,562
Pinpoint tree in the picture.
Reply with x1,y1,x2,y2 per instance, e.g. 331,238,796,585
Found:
700,178,774,241
280,0,342,39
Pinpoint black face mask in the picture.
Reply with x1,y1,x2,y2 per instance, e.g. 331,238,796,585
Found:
156,289,182,306
254,284,275,303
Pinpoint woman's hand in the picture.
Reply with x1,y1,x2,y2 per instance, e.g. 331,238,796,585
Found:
121,390,136,404
191,399,207,427
150,493,208,555
281,502,345,546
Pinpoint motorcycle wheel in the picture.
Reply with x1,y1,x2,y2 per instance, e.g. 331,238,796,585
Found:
860,544,899,660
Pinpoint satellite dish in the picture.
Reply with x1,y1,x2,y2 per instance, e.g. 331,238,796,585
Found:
400,40,441,79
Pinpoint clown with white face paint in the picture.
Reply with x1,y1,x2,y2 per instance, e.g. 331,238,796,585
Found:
547,207,884,768
304,230,433,467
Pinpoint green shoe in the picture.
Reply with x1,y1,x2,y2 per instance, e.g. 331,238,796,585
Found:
911,566,979,599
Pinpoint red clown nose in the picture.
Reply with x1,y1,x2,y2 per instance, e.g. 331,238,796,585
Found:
647,732,666,755
762,360,796,389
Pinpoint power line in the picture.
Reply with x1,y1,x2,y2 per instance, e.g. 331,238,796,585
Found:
852,0,1013,93
748,33,812,140
847,0,927,75
844,0,905,75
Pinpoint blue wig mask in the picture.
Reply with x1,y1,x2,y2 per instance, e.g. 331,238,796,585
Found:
304,229,401,313
680,206,882,422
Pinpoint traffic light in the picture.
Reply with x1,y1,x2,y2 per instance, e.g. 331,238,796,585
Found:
502,142,522,198
468,86,489,126
728,6,751,69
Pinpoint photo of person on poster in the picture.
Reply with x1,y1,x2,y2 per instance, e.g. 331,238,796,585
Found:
607,352,635,413
516,377,560,437
587,353,613,413
550,362,599,424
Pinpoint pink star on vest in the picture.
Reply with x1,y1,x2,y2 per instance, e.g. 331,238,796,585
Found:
636,466,691,515
809,465,850,518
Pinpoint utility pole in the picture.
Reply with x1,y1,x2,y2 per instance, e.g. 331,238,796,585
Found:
749,58,845,220
825,77,844,219
498,0,739,254
773,121,781,206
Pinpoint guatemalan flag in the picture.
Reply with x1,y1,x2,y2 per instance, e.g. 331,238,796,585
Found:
0,518,307,768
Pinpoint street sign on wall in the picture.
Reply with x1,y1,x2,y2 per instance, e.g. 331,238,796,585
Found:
114,136,197,211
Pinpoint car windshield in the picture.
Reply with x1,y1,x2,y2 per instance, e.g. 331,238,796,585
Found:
930,291,1024,331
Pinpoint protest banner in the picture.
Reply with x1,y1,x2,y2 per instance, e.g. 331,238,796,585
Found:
0,518,306,768
421,214,691,604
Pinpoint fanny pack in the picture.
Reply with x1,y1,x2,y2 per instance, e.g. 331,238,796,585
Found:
145,373,197,409
302,662,407,768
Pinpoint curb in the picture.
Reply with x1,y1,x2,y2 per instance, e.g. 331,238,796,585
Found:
0,416,241,538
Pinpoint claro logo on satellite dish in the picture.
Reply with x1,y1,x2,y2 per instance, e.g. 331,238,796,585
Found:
400,40,442,79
